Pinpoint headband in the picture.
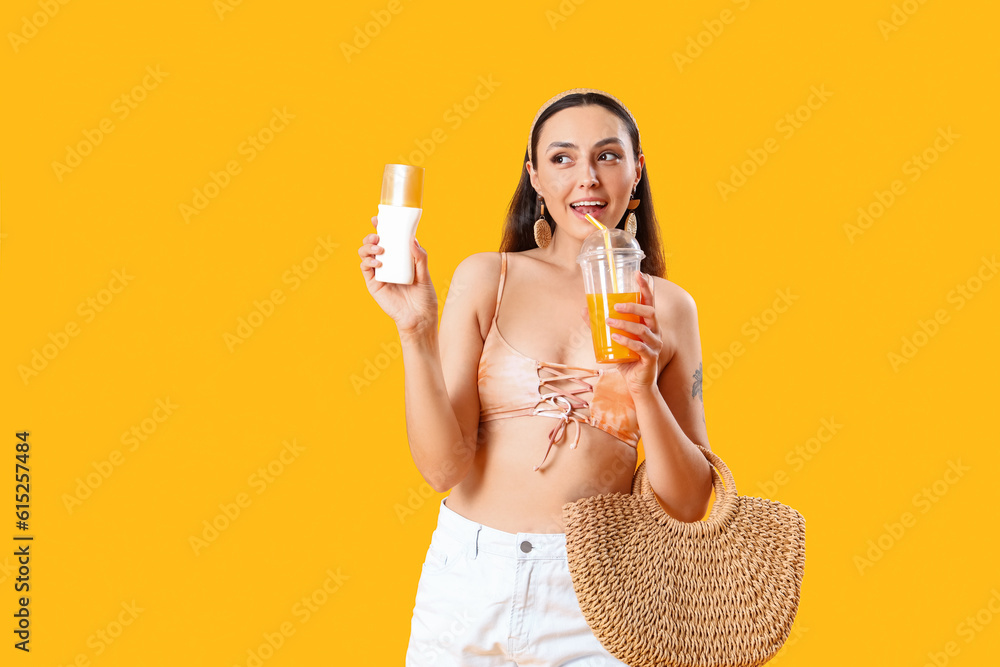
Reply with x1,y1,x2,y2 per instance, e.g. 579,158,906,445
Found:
526,87,642,164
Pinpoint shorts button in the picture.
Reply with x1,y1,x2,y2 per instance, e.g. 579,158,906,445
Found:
520,540,532,553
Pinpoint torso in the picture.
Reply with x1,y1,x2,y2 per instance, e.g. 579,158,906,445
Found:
445,249,676,533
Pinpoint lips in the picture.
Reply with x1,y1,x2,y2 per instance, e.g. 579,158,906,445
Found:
570,203,607,219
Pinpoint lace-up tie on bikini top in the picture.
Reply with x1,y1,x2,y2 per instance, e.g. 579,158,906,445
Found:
477,252,644,472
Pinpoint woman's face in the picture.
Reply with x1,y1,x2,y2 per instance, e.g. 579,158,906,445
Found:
527,104,643,239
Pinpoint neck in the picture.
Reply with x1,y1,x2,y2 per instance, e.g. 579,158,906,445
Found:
540,226,587,274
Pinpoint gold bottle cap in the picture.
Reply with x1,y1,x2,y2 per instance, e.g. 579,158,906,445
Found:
380,164,424,208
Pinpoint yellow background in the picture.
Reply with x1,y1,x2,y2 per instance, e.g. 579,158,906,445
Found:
2,0,998,664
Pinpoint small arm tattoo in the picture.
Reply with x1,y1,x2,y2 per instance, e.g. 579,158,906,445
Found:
692,363,706,425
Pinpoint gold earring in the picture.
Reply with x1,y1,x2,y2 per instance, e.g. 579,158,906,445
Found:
533,199,552,248
625,189,640,237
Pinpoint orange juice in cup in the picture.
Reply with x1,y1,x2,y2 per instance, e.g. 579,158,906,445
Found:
577,227,646,364
587,291,642,363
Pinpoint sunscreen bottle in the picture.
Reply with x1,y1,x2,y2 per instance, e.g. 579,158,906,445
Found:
374,164,424,285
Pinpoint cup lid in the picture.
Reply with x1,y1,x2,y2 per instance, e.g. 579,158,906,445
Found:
576,228,646,264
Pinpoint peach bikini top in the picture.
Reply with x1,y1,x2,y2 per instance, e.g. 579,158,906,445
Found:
477,251,643,472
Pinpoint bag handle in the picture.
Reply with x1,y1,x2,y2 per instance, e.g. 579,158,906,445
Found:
632,444,740,531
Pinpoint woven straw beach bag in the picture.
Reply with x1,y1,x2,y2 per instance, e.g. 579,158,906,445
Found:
562,444,806,667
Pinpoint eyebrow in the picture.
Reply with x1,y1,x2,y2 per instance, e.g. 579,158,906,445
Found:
545,137,624,152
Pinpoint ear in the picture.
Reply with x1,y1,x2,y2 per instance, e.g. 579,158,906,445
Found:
526,160,541,194
634,152,645,190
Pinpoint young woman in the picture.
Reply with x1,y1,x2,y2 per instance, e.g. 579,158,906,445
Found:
359,88,714,665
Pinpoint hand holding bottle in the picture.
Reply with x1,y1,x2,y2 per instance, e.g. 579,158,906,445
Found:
359,215,439,338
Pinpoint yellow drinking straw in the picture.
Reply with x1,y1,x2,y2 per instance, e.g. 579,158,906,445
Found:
584,213,620,293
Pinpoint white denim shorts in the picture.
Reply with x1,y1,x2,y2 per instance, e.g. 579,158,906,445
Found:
405,496,630,666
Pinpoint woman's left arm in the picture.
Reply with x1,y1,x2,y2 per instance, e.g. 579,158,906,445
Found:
630,280,714,523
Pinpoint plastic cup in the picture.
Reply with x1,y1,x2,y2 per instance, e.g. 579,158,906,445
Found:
576,228,646,363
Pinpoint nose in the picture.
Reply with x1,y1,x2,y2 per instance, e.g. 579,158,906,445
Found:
578,162,598,187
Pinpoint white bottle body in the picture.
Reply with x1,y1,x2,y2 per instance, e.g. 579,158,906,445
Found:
374,204,422,285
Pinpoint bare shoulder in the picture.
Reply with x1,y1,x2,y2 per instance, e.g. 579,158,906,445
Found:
647,275,698,366
447,252,503,337
648,275,697,317
451,251,502,295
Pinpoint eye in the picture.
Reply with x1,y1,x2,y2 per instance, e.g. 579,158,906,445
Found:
551,151,619,164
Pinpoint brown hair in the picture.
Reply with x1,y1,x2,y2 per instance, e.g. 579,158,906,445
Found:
499,92,667,278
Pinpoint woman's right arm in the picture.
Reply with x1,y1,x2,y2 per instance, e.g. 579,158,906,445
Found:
360,217,490,492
